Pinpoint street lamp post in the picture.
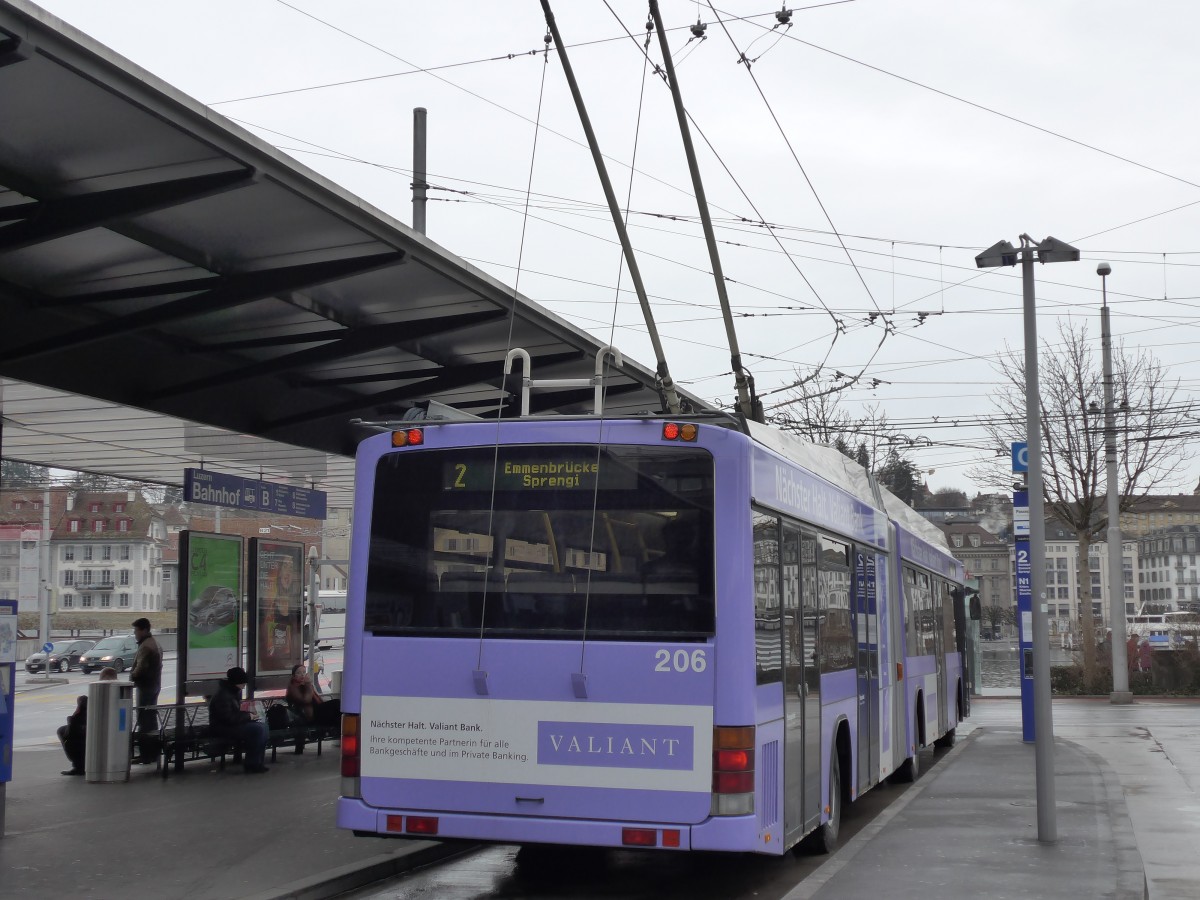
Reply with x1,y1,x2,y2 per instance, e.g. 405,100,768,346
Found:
976,233,1080,844
1099,263,1133,703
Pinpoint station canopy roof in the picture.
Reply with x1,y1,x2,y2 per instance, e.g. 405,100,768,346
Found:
0,1,705,507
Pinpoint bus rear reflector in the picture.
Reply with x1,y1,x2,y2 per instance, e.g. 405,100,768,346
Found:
386,815,404,833
341,714,360,778
662,829,681,848
622,828,657,847
406,817,439,835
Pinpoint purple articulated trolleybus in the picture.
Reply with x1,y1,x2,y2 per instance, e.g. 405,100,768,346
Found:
337,387,967,855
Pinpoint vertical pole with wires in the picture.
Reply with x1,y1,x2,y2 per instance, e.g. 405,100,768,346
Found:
1099,262,1132,702
413,107,428,235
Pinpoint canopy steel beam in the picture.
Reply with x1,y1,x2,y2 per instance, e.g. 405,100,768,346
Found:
147,308,507,399
0,168,254,252
261,350,583,431
0,250,405,363
302,349,580,390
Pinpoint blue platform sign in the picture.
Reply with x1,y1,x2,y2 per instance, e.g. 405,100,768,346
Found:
1012,441,1029,473
184,468,327,520
1,598,17,783
1015,538,1035,743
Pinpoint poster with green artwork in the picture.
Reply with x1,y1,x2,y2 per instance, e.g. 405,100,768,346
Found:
182,531,243,681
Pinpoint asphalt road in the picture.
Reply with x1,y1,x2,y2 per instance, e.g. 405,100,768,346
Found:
338,746,952,900
11,650,342,749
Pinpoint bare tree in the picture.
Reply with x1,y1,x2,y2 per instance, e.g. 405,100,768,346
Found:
771,380,904,474
971,319,1195,683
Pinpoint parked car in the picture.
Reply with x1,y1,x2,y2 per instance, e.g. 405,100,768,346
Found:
189,585,238,633
79,634,139,674
25,639,95,674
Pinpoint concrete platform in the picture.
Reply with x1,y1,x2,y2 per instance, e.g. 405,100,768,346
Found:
5,696,1198,899
0,745,463,899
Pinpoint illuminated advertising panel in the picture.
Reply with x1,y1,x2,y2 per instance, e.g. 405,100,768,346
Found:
250,538,304,677
179,531,243,682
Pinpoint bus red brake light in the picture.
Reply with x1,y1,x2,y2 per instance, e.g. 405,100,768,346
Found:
341,714,360,778
715,748,753,772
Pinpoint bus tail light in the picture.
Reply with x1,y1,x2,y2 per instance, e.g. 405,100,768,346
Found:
341,714,361,797
386,815,404,833
711,726,755,816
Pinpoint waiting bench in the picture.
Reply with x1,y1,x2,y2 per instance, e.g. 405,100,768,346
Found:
133,696,340,778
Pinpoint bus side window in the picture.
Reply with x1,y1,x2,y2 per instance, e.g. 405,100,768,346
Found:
904,567,919,657
753,513,782,685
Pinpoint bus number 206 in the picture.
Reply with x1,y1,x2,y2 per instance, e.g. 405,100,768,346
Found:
654,648,708,673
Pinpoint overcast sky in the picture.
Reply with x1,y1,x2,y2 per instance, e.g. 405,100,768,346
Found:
31,0,1200,497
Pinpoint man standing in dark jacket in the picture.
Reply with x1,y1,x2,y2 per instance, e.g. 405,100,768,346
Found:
208,667,269,774
130,617,162,763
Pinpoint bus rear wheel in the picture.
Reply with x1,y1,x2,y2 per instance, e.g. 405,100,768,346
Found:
811,755,841,854
892,747,920,783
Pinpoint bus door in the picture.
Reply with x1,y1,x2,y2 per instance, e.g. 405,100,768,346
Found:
933,579,947,738
800,531,822,832
854,549,880,791
780,525,805,845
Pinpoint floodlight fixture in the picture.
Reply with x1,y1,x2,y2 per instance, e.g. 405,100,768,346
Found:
1036,236,1080,264
975,240,1019,268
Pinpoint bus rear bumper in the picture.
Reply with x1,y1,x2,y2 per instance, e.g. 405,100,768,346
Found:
337,798,763,852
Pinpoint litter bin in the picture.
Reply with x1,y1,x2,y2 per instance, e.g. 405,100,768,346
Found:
85,680,134,783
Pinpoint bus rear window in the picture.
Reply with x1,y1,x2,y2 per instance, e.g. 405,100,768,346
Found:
364,444,715,641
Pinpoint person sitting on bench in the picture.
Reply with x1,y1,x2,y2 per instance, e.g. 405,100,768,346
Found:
58,695,87,776
285,663,340,753
208,667,269,774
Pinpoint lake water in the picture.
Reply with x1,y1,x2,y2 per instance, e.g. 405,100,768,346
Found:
977,642,1076,695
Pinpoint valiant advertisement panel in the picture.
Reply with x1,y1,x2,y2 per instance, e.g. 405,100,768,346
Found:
359,696,713,793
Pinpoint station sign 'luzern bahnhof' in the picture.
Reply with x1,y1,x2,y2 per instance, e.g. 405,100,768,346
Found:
183,467,327,520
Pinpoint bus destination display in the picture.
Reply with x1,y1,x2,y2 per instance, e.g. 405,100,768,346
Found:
444,458,601,491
